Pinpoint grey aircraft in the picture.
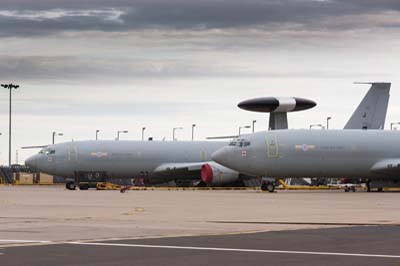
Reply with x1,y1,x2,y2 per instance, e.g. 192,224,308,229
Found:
25,140,246,189
24,82,390,190
212,129,400,192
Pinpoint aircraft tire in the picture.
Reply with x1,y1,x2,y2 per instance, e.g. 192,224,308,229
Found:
66,182,76,190
261,181,275,193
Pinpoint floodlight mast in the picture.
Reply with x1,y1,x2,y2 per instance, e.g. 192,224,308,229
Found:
191,124,196,141
117,130,128,140
239,125,251,136
142,127,146,141
52,131,64,144
173,127,183,141
1,83,19,166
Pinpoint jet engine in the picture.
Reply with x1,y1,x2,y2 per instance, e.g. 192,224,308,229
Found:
201,162,239,186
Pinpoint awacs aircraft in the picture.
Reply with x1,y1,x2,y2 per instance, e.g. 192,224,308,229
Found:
212,129,400,192
25,140,251,190
24,82,390,190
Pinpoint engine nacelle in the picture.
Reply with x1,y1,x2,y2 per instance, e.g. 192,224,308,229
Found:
201,162,240,186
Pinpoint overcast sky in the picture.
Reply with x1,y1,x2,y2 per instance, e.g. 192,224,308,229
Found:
1,0,400,163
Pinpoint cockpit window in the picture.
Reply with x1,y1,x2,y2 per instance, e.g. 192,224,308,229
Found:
229,139,251,147
39,148,56,155
229,141,237,146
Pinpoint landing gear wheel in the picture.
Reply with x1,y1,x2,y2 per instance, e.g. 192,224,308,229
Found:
66,181,76,190
344,187,350,192
120,186,130,193
377,187,383,192
261,182,275,193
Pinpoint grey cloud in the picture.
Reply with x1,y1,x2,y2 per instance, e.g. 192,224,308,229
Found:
0,55,385,83
1,100,226,117
0,0,400,37
0,55,251,80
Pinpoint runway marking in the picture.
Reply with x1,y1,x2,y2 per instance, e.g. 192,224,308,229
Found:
0,240,51,243
209,221,397,226
69,242,400,259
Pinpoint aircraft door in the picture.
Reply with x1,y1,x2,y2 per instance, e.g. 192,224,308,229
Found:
68,144,78,162
266,134,279,158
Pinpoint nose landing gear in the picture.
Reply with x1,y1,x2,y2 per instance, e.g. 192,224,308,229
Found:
66,181,76,190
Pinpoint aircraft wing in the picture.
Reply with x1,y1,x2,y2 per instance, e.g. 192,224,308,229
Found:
370,159,400,176
21,145,48,149
153,162,207,180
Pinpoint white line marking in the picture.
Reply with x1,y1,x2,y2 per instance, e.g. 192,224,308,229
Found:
69,242,400,259
0,240,51,243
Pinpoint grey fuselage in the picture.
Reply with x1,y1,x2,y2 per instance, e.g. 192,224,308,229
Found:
212,130,400,178
26,140,226,183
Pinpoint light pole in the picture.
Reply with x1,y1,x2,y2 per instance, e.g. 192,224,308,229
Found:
191,124,196,141
116,130,128,140
252,120,257,133
326,117,332,130
0,132,1,156
173,127,183,141
310,124,325,130
52,131,64,144
142,127,146,141
95,130,100,140
1,83,19,166
239,125,251,136
390,122,400,130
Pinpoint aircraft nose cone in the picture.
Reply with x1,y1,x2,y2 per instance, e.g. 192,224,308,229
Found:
212,147,230,167
25,155,38,170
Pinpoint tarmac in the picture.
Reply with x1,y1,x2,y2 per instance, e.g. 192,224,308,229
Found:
1,186,400,265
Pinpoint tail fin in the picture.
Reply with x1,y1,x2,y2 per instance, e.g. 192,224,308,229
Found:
344,82,391,130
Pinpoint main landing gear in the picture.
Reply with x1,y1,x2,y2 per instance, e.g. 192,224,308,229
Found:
66,181,76,190
261,181,275,193
65,181,91,190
